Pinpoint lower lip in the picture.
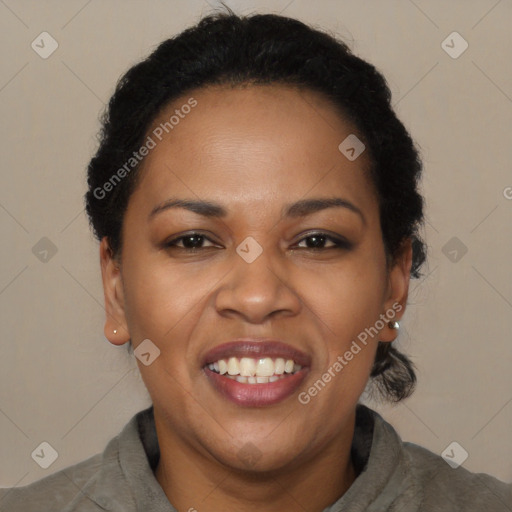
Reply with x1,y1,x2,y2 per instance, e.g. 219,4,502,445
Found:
204,367,309,407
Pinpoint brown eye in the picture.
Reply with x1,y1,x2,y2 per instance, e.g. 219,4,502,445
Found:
295,232,352,250
165,233,217,250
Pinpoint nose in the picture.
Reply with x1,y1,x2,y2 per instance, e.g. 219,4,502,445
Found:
214,243,302,324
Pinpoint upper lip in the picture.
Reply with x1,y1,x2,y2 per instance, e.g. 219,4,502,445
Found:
201,338,312,368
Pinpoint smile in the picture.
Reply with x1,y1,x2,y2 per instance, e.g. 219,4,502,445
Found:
206,356,303,384
201,339,311,406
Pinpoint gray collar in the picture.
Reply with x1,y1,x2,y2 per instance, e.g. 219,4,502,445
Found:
85,403,418,511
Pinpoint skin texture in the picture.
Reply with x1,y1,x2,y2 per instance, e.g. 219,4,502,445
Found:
100,83,412,512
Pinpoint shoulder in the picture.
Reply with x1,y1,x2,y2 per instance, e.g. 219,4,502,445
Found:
0,452,110,511
1,406,157,512
363,405,511,511
0,407,153,512
402,441,512,511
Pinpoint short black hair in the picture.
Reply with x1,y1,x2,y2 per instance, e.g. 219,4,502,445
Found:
85,7,425,403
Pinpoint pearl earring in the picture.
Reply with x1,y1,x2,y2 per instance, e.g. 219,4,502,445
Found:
113,329,117,334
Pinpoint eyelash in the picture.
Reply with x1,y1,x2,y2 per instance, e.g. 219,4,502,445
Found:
164,232,352,252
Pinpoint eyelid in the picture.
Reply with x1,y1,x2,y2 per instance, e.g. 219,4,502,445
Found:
164,230,352,251
293,230,352,248
164,231,220,248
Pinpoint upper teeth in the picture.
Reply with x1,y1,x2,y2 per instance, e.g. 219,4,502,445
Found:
207,357,302,377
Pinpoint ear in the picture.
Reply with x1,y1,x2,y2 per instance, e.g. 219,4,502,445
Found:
379,238,413,343
99,237,130,346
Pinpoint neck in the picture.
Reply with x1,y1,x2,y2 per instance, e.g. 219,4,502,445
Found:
154,411,358,512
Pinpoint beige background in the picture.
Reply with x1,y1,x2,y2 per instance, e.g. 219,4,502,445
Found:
1,0,511,488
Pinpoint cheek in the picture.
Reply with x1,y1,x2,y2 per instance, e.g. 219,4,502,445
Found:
311,254,386,328
304,252,387,373
121,259,211,402
121,255,226,395
302,273,383,411
121,251,209,340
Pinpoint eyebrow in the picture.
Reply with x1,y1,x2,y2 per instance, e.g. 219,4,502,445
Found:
148,197,365,224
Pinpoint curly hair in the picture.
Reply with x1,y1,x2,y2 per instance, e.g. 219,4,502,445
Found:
84,7,425,403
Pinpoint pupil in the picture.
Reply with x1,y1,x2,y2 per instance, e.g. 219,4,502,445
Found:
183,235,203,248
307,235,325,248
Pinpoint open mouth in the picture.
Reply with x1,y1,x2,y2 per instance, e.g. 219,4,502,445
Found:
206,356,303,384
201,339,311,406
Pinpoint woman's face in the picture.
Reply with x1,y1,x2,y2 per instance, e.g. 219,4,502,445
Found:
101,83,411,472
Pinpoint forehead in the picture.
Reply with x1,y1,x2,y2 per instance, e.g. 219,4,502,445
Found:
131,83,376,216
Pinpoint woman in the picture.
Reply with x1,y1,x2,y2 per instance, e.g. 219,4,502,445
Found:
1,8,510,512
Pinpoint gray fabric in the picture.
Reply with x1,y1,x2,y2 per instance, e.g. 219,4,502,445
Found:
1,404,510,511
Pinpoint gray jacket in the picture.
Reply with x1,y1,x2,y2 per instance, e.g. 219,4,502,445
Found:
1,404,510,511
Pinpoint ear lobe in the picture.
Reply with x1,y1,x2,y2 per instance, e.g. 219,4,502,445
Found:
380,239,413,342
99,237,130,346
